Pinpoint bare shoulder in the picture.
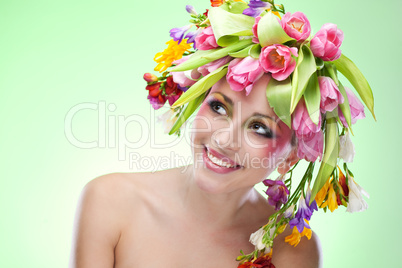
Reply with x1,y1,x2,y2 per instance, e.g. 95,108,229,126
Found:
272,228,323,268
69,171,157,268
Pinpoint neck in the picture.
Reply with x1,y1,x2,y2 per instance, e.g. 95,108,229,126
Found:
179,164,261,229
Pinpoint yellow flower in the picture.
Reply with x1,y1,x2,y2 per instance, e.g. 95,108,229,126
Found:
277,223,287,235
285,221,312,247
321,182,338,212
315,176,331,206
154,39,192,73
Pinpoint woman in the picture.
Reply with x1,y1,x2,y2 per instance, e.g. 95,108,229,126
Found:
70,0,373,267
69,75,321,267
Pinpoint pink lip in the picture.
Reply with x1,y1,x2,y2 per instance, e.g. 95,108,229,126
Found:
202,146,242,174
206,146,241,167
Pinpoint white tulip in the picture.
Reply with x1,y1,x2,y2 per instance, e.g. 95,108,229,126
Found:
339,130,355,163
346,176,370,213
249,228,266,251
157,108,180,134
249,227,275,253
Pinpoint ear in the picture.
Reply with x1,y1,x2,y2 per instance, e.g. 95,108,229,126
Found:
277,147,299,175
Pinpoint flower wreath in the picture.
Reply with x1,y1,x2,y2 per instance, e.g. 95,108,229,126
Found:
142,0,375,266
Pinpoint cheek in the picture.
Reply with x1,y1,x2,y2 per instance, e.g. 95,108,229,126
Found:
244,134,292,171
191,103,214,144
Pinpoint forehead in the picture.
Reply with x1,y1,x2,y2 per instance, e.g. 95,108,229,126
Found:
209,76,278,119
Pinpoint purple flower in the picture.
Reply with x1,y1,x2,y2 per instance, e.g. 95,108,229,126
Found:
185,28,202,48
289,217,311,233
306,187,318,212
243,0,271,17
263,175,290,211
169,25,192,44
289,196,312,232
186,5,197,15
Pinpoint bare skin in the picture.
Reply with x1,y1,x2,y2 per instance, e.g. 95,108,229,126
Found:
69,77,322,267
69,165,322,268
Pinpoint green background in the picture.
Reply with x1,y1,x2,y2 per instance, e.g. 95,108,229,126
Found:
1,0,400,267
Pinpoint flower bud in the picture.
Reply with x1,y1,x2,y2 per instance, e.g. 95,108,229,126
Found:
185,5,197,15
143,73,158,83
283,204,295,218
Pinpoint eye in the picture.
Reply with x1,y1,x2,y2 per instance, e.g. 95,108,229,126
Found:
208,100,227,116
249,121,274,138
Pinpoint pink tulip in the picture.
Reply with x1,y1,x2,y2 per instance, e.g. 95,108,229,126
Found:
226,56,265,96
310,23,344,61
338,87,366,127
292,99,322,137
197,56,232,77
281,12,311,41
171,56,202,87
252,16,262,44
297,130,324,162
318,76,344,112
194,26,219,50
259,44,298,81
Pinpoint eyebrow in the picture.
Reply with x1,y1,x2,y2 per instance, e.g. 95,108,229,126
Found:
212,92,278,123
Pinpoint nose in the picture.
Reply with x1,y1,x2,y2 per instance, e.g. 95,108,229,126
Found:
211,124,241,151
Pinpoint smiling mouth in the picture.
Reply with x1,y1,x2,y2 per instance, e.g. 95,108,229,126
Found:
204,146,241,169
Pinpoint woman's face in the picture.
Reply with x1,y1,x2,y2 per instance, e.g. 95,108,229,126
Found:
190,75,296,194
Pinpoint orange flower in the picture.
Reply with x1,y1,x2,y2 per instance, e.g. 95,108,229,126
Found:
211,0,244,7
210,0,224,7
285,221,312,247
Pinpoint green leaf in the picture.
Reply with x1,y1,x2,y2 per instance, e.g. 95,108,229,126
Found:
290,45,316,114
171,64,228,107
315,57,324,70
333,54,376,120
324,62,339,86
168,92,206,135
208,7,255,47
249,44,261,59
257,11,294,47
220,2,249,14
171,39,252,72
229,44,253,58
170,49,218,72
337,81,352,129
203,39,253,60
304,73,321,126
266,77,292,128
310,113,339,204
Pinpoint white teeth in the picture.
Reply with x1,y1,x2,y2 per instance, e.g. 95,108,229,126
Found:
206,149,236,168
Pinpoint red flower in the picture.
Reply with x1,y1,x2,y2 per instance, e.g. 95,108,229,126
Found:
146,82,162,97
238,255,275,268
145,82,166,109
336,167,349,206
164,76,184,106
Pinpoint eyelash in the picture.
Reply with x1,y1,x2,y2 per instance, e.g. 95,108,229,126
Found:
207,99,274,139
